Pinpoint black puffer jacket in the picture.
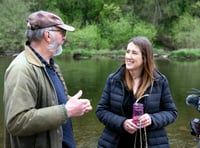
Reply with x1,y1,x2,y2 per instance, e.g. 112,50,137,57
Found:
96,64,178,148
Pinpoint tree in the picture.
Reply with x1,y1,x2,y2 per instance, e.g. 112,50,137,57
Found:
0,0,31,53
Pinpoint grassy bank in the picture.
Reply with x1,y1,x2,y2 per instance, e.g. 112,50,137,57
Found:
168,49,200,59
63,48,200,60
3,47,200,60
62,48,126,59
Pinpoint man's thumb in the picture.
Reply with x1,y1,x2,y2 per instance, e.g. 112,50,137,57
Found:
72,90,82,99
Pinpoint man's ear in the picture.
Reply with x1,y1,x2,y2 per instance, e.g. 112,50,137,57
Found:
43,30,52,43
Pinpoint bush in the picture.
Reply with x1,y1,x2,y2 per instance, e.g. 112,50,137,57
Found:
98,17,132,49
132,21,157,43
97,15,157,50
66,24,102,50
66,15,157,51
170,13,200,49
0,0,30,53
169,49,200,59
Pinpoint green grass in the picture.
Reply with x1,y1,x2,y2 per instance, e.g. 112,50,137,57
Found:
62,48,126,57
169,49,200,59
62,47,200,60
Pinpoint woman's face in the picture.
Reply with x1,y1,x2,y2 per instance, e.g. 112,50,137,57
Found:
125,42,143,71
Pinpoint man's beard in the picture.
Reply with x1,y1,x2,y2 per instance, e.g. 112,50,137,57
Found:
48,38,63,57
53,45,63,56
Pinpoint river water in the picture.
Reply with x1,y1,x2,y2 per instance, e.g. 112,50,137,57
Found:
1,56,200,148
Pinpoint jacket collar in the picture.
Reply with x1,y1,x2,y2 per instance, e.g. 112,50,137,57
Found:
153,69,164,81
112,64,163,81
24,42,44,67
112,64,125,81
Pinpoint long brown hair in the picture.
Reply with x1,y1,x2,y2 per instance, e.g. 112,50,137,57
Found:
124,36,155,99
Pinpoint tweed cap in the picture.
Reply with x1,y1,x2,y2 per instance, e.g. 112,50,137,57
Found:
27,10,75,31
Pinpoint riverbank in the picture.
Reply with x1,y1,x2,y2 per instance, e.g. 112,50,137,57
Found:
2,48,200,60
62,48,200,60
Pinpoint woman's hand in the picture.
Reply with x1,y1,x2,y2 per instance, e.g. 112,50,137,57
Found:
123,119,138,134
138,113,152,128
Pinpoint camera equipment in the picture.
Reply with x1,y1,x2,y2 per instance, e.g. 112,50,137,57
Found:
186,88,200,111
186,88,200,140
190,118,200,137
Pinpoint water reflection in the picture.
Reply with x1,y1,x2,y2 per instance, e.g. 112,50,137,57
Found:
156,58,200,148
1,56,200,148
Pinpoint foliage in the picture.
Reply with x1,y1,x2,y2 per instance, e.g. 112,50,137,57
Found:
191,1,200,17
65,24,102,50
0,0,30,53
99,3,121,21
62,48,125,57
97,18,131,50
170,13,200,49
169,49,200,59
132,21,157,42
1,0,200,53
40,0,104,27
65,14,157,51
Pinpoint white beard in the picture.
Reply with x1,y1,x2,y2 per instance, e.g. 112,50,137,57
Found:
48,36,63,57
53,45,63,56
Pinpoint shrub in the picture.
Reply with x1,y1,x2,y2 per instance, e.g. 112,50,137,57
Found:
65,24,102,50
132,21,157,43
169,49,200,59
97,15,157,50
170,13,200,48
0,0,30,53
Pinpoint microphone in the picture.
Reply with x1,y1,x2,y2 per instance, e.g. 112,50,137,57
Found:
186,94,200,111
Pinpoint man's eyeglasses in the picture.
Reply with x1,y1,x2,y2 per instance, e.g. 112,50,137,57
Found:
49,29,66,37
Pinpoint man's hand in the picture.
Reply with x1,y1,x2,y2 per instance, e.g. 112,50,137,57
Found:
65,90,92,117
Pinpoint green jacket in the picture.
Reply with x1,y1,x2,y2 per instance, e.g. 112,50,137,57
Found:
4,44,68,148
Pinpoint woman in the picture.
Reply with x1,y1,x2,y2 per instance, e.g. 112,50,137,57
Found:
96,36,178,148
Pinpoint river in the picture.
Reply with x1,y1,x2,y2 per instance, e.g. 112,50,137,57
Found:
1,56,200,148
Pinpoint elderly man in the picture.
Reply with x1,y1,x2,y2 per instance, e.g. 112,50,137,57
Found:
3,10,92,148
